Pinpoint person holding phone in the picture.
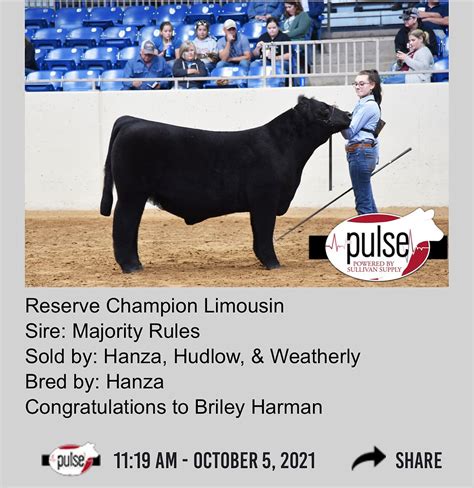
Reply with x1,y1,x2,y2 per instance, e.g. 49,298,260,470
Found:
172,41,208,89
341,69,382,215
396,29,434,83
122,40,172,90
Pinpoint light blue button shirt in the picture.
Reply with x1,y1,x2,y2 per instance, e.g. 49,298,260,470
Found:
341,94,380,145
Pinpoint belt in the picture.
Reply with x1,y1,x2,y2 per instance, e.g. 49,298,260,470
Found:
345,142,374,153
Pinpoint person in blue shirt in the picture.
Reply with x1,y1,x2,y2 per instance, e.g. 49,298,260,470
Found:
155,21,181,66
416,0,449,33
341,69,382,215
247,1,284,21
216,19,251,73
122,40,172,90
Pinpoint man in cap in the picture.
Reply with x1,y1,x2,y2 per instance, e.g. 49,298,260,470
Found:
216,19,251,74
122,40,172,90
394,7,438,56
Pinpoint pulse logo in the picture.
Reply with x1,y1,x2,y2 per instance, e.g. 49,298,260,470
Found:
325,208,444,281
46,443,100,476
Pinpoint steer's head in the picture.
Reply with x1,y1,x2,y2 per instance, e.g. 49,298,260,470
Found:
295,96,351,134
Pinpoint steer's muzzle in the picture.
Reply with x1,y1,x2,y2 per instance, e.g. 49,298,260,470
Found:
329,107,352,132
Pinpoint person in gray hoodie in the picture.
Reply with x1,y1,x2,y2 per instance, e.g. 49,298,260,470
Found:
396,28,434,83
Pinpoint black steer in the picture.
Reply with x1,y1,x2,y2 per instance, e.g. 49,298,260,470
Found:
100,95,351,273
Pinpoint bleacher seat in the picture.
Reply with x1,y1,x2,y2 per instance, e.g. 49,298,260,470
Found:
137,26,161,46
25,8,55,29
174,24,196,44
25,70,62,91
42,47,83,72
83,7,123,29
100,69,125,91
65,27,103,49
34,47,53,69
116,46,140,68
206,65,247,88
55,8,89,30
80,46,119,71
240,21,266,43
184,4,217,25
25,27,38,40
99,26,138,49
122,6,156,28
217,3,248,24
62,69,101,91
31,28,68,49
155,5,188,25
432,57,449,82
247,62,285,88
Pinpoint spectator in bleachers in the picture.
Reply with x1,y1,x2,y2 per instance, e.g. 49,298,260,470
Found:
394,8,438,56
193,20,219,72
416,1,449,33
156,21,180,66
216,19,251,73
252,17,290,66
281,1,312,41
307,1,326,41
341,69,382,215
172,41,208,89
247,1,284,21
25,37,38,76
396,29,434,83
122,40,172,90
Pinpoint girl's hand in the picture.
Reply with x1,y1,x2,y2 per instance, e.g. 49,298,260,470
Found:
396,50,407,61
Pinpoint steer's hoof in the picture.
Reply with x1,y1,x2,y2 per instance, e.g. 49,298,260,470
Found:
121,262,143,274
265,262,281,270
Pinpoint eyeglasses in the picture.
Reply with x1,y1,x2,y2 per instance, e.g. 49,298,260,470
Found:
352,81,370,87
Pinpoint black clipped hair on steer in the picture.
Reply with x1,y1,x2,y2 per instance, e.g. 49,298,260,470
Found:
100,99,351,273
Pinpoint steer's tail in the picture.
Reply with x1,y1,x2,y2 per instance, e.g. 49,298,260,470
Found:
100,121,121,216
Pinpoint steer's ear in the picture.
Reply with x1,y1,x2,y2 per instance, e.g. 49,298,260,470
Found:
297,95,308,105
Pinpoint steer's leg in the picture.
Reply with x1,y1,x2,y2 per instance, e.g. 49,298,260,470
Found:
113,194,147,273
250,207,280,270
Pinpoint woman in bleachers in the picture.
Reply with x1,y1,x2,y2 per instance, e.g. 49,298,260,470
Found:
252,16,290,67
172,41,208,89
281,1,311,41
193,20,219,73
396,29,434,83
156,21,181,67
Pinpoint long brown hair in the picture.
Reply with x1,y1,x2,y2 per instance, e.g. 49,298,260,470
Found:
284,1,303,17
359,69,382,107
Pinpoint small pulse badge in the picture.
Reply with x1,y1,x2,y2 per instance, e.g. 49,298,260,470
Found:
43,443,100,476
325,208,444,281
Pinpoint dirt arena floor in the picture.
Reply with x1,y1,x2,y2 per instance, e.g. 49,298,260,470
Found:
25,207,448,288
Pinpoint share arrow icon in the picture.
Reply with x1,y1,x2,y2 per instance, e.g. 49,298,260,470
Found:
351,446,386,470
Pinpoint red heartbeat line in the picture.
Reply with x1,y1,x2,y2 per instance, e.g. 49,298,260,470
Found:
325,229,430,260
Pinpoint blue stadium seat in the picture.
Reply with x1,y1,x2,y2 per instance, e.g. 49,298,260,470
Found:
382,74,406,84
25,70,62,91
122,6,156,28
206,65,247,88
137,26,162,45
55,8,89,30
441,35,449,57
65,27,103,49
174,24,196,44
80,46,119,71
432,57,449,82
185,4,218,25
99,26,138,49
209,22,240,39
42,47,83,72
116,46,140,68
62,69,101,91
34,47,53,69
247,62,285,88
25,27,38,40
240,21,266,43
100,69,125,91
155,5,188,25
83,7,123,29
25,8,55,29
31,28,68,49
217,3,248,24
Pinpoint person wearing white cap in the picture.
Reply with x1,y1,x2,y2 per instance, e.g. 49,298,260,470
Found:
122,40,172,90
216,19,251,75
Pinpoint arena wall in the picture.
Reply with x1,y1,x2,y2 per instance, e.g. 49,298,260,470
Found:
25,84,448,210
